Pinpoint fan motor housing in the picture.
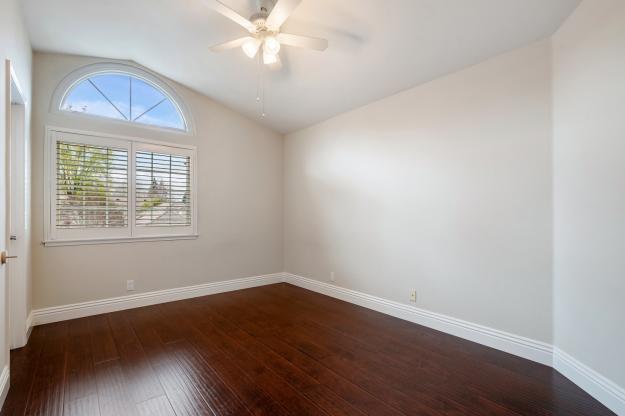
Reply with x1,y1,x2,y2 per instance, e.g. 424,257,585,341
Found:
250,12,269,27
257,0,276,13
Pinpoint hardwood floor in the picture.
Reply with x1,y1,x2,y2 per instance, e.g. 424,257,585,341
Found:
1,283,614,415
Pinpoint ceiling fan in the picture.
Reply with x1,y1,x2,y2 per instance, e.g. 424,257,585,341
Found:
207,0,328,65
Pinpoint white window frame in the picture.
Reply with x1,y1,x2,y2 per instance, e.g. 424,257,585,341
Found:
44,126,198,246
50,62,195,135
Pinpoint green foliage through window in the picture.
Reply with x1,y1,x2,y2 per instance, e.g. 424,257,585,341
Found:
56,141,128,228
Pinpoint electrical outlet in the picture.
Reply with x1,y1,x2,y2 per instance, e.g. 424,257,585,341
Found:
127,280,135,291
410,289,417,303
330,271,336,282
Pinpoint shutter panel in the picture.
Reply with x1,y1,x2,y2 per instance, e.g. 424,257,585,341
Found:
56,141,129,228
135,150,192,227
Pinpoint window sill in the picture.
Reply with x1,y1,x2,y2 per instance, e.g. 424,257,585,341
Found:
43,234,199,247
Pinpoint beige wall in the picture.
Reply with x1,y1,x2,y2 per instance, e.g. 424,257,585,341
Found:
553,0,625,389
31,53,283,309
284,40,554,343
1,0,32,395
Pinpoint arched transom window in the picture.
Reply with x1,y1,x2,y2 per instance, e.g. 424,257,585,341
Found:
61,70,187,131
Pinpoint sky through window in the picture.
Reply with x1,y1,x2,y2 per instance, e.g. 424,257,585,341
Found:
62,73,186,131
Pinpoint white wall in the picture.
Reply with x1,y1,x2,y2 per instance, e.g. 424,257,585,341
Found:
0,0,32,402
31,53,283,309
284,40,554,343
553,0,625,391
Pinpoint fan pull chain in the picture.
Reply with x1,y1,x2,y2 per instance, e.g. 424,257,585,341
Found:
256,52,266,118
262,71,266,118
256,52,262,103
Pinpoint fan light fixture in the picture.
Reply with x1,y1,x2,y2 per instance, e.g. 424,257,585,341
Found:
263,51,278,65
242,38,261,58
208,0,330,116
263,35,281,55
208,0,328,67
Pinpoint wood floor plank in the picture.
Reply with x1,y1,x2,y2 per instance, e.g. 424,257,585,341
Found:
166,340,253,416
171,302,325,416
136,395,176,416
146,352,218,416
90,314,119,364
127,306,221,416
118,341,166,404
94,360,139,416
4,284,616,416
199,294,463,416
63,393,101,416
24,322,69,416
0,326,47,415
108,311,141,347
185,300,400,416
65,317,98,403
263,285,598,416
107,306,165,405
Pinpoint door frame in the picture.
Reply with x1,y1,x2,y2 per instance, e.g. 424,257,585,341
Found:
5,60,28,350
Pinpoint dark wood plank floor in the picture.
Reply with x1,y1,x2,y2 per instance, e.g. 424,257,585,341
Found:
1,283,614,415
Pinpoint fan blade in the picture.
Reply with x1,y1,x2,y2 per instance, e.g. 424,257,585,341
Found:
206,0,256,32
210,37,253,52
266,0,302,29
278,33,328,51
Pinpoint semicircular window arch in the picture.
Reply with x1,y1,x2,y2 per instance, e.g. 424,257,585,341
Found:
61,72,187,131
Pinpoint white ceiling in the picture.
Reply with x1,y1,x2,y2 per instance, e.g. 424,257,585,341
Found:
22,0,580,133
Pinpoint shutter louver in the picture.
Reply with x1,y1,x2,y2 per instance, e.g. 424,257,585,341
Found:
56,141,129,228
135,151,191,227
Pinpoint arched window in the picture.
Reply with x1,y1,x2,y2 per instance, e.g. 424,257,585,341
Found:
56,63,189,132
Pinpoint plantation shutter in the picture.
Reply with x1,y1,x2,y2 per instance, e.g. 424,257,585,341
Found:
135,150,192,227
56,141,129,228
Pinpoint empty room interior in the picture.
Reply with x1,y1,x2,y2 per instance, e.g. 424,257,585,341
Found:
0,0,624,414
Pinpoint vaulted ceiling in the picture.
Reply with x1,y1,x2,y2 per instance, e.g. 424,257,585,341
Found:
22,0,580,133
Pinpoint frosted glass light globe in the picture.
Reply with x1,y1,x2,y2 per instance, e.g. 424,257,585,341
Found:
263,36,281,55
242,38,261,58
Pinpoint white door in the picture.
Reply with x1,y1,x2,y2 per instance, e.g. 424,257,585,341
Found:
8,96,27,349
0,61,12,405
5,60,27,350
0,61,27,406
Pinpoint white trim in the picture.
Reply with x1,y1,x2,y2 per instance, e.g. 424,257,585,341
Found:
31,273,283,326
283,273,625,414
9,64,26,106
46,125,197,150
24,272,624,415
0,366,9,411
554,348,625,415
43,234,199,247
50,61,194,135
43,126,198,245
6,59,31,353
283,273,553,365
25,311,33,341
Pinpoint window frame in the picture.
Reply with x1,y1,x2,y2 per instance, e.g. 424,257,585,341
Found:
51,62,194,135
44,126,198,246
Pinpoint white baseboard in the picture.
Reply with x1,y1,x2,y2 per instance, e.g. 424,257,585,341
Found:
554,348,625,415
283,273,625,415
31,273,283,326
0,365,9,412
25,271,623,415
283,273,553,365
25,311,33,342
